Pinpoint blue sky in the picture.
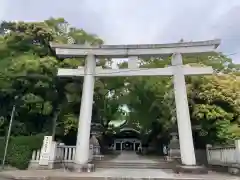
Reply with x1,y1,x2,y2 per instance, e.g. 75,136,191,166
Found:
1,0,240,63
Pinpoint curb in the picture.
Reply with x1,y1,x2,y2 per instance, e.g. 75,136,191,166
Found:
0,174,50,180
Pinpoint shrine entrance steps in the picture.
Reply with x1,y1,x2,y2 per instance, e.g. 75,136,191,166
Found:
94,151,178,169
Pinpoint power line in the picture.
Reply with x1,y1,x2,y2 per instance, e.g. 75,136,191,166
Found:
223,52,240,57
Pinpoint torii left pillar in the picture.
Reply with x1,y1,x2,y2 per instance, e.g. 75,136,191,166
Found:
74,54,96,172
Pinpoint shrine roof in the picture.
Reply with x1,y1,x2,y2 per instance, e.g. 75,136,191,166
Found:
119,127,140,134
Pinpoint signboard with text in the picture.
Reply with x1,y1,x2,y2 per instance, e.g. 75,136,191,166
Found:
39,136,53,166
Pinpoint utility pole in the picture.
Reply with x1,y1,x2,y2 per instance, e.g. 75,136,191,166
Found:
2,105,16,169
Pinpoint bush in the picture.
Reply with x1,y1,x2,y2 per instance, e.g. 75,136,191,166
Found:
0,136,6,163
0,135,44,169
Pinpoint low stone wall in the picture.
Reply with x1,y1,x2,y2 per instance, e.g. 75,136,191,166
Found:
206,141,240,176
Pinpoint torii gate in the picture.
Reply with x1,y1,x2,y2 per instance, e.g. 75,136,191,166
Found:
50,39,220,172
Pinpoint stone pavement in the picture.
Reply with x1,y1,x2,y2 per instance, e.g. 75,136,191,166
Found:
108,151,159,163
0,168,239,180
0,152,238,180
0,176,8,180
94,151,174,169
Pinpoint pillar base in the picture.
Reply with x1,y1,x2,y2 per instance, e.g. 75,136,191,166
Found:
72,163,95,172
228,164,240,175
174,165,208,174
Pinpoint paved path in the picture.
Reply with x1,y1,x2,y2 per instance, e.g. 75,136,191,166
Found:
109,151,159,163
0,152,238,180
0,169,238,180
96,151,172,177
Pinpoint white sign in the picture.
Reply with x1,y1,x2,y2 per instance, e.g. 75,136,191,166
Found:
39,136,53,165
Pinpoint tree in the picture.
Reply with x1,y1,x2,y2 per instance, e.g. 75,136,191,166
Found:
122,54,240,145
189,74,240,144
0,18,239,147
0,18,108,138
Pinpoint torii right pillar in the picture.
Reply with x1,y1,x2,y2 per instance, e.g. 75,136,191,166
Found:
171,53,208,174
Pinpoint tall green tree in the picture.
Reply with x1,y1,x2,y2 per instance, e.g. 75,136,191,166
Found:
0,18,111,138
122,54,240,145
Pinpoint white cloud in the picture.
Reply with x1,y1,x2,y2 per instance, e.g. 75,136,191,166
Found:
0,0,8,21
2,0,240,62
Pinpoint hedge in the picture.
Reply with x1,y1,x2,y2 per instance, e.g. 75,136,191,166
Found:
0,135,44,169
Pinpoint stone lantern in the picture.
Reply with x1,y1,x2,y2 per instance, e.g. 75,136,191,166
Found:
90,123,104,160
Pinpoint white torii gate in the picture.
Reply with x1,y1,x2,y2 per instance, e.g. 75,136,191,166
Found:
50,39,220,170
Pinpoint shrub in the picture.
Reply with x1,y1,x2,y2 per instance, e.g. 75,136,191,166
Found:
0,135,44,169
0,136,6,163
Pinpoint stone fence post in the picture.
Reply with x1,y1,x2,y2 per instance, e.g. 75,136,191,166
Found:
48,141,57,169
228,140,240,175
206,144,212,163
235,140,240,164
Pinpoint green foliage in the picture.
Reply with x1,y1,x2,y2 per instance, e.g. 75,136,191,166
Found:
0,135,44,169
0,137,5,162
0,17,239,150
0,18,113,138
124,55,240,144
189,74,240,143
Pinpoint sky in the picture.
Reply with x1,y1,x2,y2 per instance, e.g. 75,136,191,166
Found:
1,0,240,62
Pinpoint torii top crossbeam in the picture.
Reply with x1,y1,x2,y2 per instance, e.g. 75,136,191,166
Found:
50,39,220,58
